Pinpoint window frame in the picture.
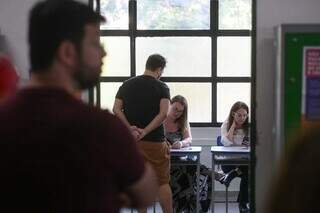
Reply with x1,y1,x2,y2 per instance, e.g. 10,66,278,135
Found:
90,0,257,211
91,0,252,127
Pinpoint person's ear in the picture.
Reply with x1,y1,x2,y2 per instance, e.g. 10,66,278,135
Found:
156,67,162,74
56,41,78,69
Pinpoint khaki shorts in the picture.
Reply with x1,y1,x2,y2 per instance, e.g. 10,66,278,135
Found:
138,140,170,186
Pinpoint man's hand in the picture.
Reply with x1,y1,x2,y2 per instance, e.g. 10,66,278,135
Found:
130,126,143,141
136,128,147,141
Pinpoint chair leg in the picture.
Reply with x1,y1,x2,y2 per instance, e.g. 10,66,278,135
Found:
225,186,229,213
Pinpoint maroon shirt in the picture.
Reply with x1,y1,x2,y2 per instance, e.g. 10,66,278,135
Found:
0,87,145,213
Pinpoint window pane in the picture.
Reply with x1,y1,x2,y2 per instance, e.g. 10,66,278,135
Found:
136,37,211,77
137,0,210,30
93,0,97,12
167,83,211,122
219,0,252,30
100,0,128,29
100,37,130,76
93,86,97,106
100,83,122,111
217,37,251,77
217,83,251,122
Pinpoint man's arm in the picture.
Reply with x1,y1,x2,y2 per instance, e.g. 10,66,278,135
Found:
113,98,143,141
138,98,170,140
121,162,158,208
113,98,131,128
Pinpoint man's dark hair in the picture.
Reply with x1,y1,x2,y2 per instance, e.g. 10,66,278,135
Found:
28,0,105,72
145,54,166,71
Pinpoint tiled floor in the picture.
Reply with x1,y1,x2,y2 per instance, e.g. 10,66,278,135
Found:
121,192,241,213
121,203,240,213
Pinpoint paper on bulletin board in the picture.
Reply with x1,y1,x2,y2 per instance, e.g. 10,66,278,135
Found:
301,46,320,127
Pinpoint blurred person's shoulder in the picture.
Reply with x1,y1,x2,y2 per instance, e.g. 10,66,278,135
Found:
86,106,131,134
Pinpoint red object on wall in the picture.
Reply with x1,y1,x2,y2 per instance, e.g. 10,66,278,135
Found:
0,55,18,98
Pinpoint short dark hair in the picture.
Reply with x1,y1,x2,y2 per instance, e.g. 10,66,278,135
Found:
145,54,166,72
28,0,105,72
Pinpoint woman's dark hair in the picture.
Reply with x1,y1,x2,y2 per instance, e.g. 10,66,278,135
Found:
145,54,166,72
171,95,188,132
227,101,249,136
28,0,105,72
267,124,320,213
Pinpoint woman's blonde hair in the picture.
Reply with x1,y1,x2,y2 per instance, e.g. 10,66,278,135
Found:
171,95,188,132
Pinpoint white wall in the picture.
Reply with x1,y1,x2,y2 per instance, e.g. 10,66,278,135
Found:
256,0,320,212
0,0,36,81
0,0,88,81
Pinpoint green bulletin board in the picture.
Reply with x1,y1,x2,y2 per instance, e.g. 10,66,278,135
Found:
284,33,320,147
274,25,320,157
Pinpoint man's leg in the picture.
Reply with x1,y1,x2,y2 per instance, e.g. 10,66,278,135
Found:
159,183,173,213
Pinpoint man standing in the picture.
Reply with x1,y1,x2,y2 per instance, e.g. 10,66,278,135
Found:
113,54,172,213
0,1,157,212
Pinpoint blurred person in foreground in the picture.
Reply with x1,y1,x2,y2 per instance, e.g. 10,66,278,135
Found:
267,124,320,213
0,1,157,212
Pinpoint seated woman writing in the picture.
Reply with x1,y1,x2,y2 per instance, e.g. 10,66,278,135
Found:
164,95,225,212
220,101,250,213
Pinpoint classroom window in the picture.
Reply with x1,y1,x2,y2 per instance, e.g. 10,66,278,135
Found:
219,0,252,30
100,37,130,76
217,36,251,77
100,82,122,110
137,0,210,30
99,0,129,30
217,83,251,122
167,83,212,122
136,37,211,77
92,0,252,127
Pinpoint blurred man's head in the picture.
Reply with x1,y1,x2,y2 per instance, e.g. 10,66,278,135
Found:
28,0,106,89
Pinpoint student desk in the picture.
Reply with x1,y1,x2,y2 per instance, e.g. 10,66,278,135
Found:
170,146,202,213
210,146,250,213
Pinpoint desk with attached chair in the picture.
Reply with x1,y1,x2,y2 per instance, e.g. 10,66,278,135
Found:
211,139,250,213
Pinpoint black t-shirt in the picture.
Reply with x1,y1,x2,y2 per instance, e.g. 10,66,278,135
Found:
0,87,145,213
116,75,170,142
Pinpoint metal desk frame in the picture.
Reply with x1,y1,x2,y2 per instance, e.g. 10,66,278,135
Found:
170,146,202,213
210,146,250,213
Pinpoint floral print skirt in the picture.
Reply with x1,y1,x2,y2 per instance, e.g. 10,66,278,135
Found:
170,161,212,213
